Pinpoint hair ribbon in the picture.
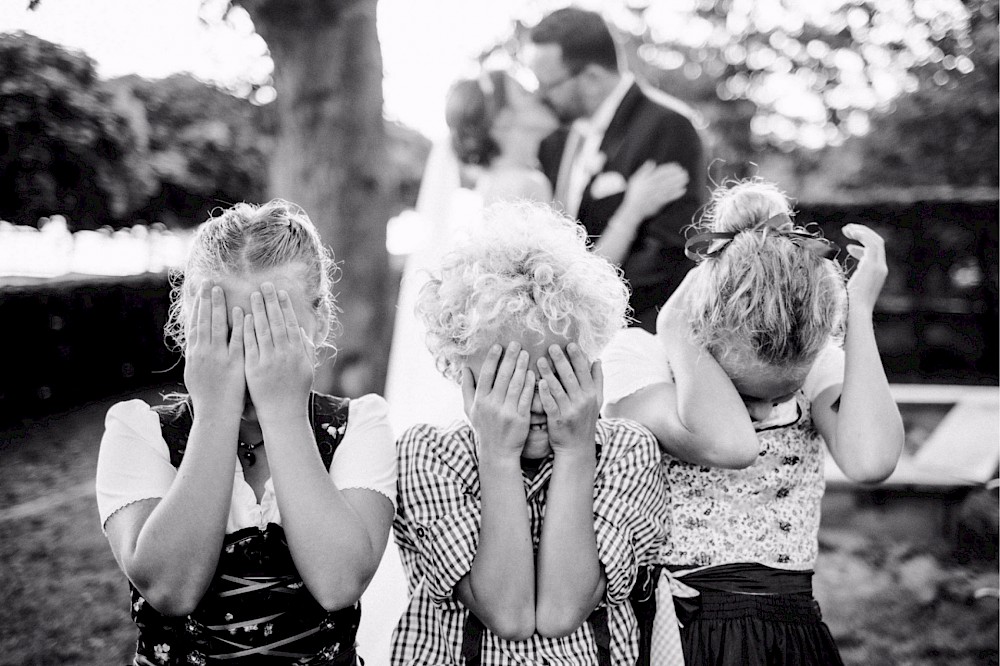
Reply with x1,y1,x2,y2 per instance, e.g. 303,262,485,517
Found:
684,213,839,263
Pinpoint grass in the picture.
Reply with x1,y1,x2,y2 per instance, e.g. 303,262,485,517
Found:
0,385,996,665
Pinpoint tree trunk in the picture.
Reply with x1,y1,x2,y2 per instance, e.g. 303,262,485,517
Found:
241,0,393,397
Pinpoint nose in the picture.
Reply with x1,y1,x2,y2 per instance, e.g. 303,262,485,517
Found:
745,401,774,423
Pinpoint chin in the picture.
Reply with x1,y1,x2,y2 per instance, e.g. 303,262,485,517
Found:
522,430,552,459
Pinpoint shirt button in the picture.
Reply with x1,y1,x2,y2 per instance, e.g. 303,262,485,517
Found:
416,526,426,538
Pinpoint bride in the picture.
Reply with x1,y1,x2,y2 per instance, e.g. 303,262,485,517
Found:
384,69,559,434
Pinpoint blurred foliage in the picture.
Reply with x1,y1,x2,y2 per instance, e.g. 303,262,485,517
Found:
0,32,153,229
0,31,430,230
849,0,999,187
108,73,273,228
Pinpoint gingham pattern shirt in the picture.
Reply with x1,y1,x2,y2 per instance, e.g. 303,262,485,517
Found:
390,419,666,665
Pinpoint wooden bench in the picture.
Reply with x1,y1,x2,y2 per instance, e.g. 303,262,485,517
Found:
824,384,999,489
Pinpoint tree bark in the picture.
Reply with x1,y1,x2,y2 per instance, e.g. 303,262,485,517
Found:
240,0,393,397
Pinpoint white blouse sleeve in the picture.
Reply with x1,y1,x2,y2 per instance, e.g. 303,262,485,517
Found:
95,399,177,530
802,344,845,402
330,394,398,508
600,328,673,408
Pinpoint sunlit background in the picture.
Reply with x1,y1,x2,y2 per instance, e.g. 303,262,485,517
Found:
0,0,980,143
0,0,990,278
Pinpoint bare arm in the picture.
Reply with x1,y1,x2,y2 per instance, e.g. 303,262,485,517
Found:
105,283,246,616
264,416,393,610
535,345,606,637
454,343,536,640
605,273,758,467
813,225,903,482
245,284,392,610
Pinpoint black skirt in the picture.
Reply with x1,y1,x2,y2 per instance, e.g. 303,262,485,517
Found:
671,563,844,666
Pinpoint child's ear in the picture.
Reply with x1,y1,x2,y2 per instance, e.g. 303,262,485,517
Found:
314,301,332,345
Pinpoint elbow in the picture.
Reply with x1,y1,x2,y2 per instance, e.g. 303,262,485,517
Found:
138,582,203,617
316,590,364,613
703,442,759,470
127,566,205,617
844,459,899,485
483,610,535,642
535,611,587,639
687,432,759,470
312,577,370,613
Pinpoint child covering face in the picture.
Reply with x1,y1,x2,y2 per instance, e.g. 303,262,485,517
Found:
602,179,904,664
96,200,396,665
391,200,667,665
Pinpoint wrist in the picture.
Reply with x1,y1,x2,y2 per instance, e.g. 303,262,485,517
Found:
254,403,310,431
479,448,525,473
552,437,597,462
610,205,643,231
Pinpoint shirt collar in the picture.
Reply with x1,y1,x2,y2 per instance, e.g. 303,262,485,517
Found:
572,73,635,138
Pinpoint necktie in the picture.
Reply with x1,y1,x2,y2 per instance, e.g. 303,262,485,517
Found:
554,125,586,215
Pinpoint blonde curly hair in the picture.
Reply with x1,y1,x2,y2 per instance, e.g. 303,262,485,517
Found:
164,199,341,358
687,179,846,369
417,200,630,381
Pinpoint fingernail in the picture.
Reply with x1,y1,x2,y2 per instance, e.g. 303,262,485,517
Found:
262,282,275,293
492,344,501,353
278,290,289,301
567,342,578,352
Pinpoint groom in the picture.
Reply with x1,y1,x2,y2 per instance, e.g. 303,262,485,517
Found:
528,7,705,332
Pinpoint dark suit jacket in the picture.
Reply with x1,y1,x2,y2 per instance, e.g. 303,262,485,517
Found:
539,83,706,332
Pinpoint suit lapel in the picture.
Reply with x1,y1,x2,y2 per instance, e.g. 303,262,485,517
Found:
577,84,646,225
596,84,645,170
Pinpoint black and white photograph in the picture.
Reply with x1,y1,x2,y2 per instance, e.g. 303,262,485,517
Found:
0,0,997,664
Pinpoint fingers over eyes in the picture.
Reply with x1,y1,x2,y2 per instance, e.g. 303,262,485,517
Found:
477,344,503,393
251,291,271,347
261,283,287,343
211,286,227,344
278,290,301,344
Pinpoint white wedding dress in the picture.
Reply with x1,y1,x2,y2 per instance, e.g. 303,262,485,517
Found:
383,140,552,436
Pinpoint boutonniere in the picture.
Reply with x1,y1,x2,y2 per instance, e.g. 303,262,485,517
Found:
589,171,628,200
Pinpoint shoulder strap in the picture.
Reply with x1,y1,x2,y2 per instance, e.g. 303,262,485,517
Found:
151,398,193,469
310,391,351,471
149,393,351,471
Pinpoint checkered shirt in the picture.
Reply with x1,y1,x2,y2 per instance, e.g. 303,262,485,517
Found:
390,418,667,665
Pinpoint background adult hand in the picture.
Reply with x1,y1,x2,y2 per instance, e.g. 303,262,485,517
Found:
536,343,601,458
461,342,534,461
243,282,315,422
184,281,245,418
620,160,689,222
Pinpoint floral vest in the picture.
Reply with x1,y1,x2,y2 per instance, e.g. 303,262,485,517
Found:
130,393,359,666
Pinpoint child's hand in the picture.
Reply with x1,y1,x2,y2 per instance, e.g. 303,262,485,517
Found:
461,342,535,461
843,224,888,315
536,343,601,458
243,282,315,422
184,281,245,416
